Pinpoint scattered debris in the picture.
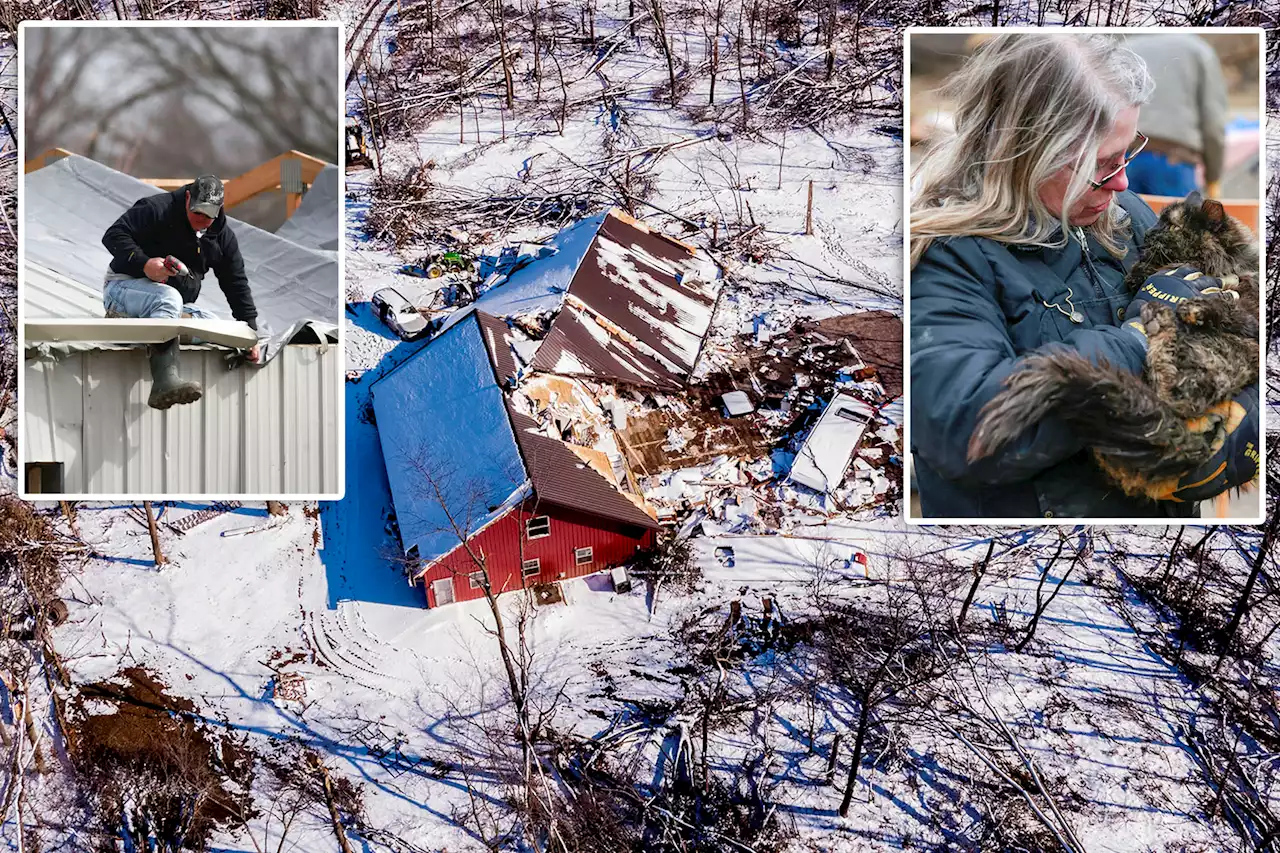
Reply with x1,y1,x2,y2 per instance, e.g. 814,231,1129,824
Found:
165,501,243,535
273,671,307,703
721,390,755,417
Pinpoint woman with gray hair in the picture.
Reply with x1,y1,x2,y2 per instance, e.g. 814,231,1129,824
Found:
909,33,1258,519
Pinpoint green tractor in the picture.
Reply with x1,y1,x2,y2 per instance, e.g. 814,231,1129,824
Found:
420,249,474,279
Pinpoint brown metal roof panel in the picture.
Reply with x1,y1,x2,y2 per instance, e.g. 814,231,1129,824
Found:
508,408,660,530
527,305,685,391
475,310,520,386
810,310,903,399
569,212,722,378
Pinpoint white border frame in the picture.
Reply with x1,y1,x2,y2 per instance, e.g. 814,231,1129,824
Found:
903,26,1267,526
17,19,347,502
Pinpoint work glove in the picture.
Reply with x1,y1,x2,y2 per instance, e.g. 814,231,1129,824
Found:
1121,265,1232,343
1156,383,1260,503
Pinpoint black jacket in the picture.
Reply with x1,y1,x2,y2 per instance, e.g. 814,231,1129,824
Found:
102,183,258,330
910,191,1198,520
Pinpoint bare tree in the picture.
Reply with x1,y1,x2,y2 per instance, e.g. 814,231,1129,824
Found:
1014,532,1088,653
819,577,950,817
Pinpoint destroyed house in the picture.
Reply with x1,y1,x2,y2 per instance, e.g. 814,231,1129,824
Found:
529,210,722,391
370,310,659,608
22,154,341,496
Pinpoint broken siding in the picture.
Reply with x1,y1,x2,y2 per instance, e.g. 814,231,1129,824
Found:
23,345,340,494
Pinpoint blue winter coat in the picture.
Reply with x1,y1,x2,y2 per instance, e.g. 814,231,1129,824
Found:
910,191,1199,519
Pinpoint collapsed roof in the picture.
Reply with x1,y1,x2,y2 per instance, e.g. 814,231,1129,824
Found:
23,155,339,359
806,311,903,399
529,210,722,391
371,310,656,565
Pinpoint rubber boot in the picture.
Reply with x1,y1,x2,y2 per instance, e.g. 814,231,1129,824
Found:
147,338,202,410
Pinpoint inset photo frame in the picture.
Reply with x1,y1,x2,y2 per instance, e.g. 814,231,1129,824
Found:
904,27,1265,525
18,20,345,500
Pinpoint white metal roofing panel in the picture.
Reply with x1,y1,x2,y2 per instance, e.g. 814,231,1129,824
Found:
789,392,875,494
23,155,339,358
26,318,258,348
24,345,341,496
25,262,103,318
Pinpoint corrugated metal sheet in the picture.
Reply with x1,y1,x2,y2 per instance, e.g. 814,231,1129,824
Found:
24,345,341,495
421,503,653,607
528,210,723,389
528,303,685,391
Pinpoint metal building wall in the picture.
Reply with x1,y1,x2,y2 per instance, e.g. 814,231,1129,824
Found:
24,345,341,495
420,502,654,607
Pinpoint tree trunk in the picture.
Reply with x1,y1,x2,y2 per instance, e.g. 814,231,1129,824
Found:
825,731,842,784
144,501,165,566
736,9,748,129
958,538,996,628
777,128,785,189
651,0,679,107
312,757,355,853
1217,507,1280,665
1014,540,1075,653
804,180,814,235
494,0,515,110
1187,525,1217,560
1159,525,1185,587
838,699,873,816
823,0,836,79
709,38,718,104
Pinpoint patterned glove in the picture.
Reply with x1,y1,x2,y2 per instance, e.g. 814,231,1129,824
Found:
1121,266,1232,342
1157,384,1260,503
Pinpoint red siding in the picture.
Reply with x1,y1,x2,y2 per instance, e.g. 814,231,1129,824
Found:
419,501,654,607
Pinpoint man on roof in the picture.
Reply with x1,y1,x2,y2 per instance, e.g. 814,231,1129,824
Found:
100,174,261,410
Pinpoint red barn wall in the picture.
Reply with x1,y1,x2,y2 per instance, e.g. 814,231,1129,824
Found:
418,502,654,607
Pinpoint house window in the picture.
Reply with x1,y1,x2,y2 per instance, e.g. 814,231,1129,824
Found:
522,558,541,577
575,547,594,566
25,462,64,495
468,571,486,589
526,516,551,539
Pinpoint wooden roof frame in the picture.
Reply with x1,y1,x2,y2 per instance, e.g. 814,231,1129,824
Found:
24,149,330,219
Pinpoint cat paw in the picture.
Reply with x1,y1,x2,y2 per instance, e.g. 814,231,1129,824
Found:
1177,300,1206,326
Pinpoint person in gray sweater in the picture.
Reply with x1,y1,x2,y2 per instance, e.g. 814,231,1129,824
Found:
1123,33,1227,198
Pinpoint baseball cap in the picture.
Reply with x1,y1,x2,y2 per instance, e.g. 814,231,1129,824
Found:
189,174,224,218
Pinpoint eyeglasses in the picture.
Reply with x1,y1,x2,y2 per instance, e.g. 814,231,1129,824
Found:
1089,131,1148,190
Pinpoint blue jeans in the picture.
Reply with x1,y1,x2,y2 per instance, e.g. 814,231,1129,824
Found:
103,275,216,320
1124,151,1199,197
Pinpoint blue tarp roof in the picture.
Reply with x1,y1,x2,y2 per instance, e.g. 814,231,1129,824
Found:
371,313,528,562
